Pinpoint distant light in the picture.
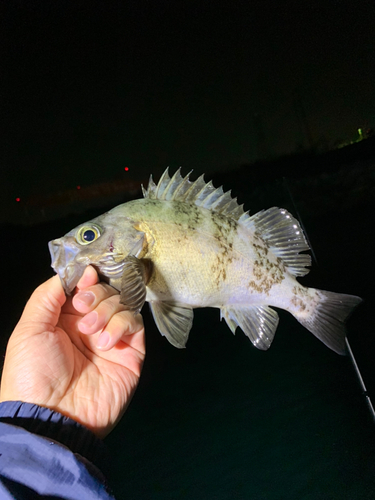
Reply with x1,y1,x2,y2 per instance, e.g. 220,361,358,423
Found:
77,185,81,190
15,197,21,202
124,167,129,171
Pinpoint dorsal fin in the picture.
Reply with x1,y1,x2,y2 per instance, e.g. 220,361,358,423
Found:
239,207,312,276
142,168,245,220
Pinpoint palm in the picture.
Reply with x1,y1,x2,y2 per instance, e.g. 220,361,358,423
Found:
1,268,145,438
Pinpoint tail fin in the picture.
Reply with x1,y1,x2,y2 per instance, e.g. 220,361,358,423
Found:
296,290,362,355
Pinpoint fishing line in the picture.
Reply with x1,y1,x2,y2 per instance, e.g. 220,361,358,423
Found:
283,176,374,424
346,338,375,423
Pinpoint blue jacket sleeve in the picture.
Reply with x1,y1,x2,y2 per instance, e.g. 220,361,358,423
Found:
0,401,116,499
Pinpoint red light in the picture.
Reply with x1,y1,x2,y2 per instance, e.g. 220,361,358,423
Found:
77,185,81,190
16,197,21,202
124,167,129,171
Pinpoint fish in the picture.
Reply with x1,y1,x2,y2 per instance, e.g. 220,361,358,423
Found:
48,168,361,354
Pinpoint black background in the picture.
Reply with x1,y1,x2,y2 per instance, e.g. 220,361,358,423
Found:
2,2,375,498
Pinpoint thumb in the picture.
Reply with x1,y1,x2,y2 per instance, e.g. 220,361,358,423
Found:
19,274,66,330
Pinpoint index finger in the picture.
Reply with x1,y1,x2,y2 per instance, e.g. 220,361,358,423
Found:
76,265,99,291
61,266,101,315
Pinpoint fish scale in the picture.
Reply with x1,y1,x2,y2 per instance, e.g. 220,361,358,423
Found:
49,168,362,353
141,205,237,306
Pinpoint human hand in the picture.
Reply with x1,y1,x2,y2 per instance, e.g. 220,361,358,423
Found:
0,266,145,438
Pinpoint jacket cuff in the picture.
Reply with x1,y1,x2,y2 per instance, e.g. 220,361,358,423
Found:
0,401,108,470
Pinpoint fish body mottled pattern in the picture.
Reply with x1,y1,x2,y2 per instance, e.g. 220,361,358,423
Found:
49,168,361,353
109,198,290,309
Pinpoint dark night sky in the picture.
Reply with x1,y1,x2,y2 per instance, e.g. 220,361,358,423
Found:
2,0,375,222
2,4,375,495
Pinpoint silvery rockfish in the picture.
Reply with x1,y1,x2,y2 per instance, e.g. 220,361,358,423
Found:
49,169,361,354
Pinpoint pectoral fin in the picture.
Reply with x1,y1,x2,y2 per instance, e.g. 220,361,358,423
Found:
119,255,150,314
221,305,279,350
149,301,194,348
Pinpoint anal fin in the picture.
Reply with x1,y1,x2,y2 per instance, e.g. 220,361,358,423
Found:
221,305,279,350
149,302,194,348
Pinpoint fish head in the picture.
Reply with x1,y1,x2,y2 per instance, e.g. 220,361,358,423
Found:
48,211,146,294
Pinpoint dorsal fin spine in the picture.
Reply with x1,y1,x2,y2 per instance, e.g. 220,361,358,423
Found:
161,168,181,200
210,190,233,211
201,186,224,209
160,169,174,200
195,180,215,205
144,174,157,199
144,169,245,221
180,174,206,202
169,169,186,199
230,203,245,219
154,168,171,199
170,170,193,200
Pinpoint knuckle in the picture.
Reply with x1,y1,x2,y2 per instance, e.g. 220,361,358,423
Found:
96,282,113,295
99,295,121,317
92,282,119,300
111,310,131,329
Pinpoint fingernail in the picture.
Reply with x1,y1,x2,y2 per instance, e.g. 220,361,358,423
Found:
79,311,98,328
97,331,110,349
75,292,95,307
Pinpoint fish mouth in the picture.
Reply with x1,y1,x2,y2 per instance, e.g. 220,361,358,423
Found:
48,238,87,294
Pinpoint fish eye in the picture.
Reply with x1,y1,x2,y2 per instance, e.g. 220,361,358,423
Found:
76,225,101,245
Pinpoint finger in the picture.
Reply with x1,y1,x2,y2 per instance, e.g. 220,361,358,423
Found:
76,265,99,291
72,282,120,315
95,312,144,351
19,274,66,329
77,293,126,334
82,311,145,377
60,266,102,316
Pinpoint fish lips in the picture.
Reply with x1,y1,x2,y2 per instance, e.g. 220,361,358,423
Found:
48,238,87,294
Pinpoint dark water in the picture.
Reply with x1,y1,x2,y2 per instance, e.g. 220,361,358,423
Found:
107,320,375,500
1,159,374,499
